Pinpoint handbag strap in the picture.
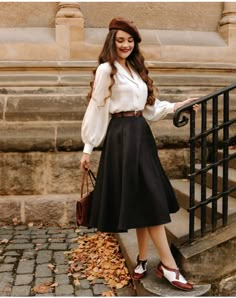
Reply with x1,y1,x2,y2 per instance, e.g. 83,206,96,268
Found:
81,169,96,197
81,171,89,198
87,169,96,187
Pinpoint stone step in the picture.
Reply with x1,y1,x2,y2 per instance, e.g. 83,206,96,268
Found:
193,164,236,198
170,179,236,224
0,67,235,88
116,229,211,296
165,207,201,243
217,149,236,169
0,120,191,152
0,118,234,153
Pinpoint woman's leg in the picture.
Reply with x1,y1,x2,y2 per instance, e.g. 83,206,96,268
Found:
136,227,149,260
147,225,177,269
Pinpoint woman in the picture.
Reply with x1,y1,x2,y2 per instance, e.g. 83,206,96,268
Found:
80,17,198,291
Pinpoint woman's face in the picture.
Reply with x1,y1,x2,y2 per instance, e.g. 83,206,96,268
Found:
115,30,134,62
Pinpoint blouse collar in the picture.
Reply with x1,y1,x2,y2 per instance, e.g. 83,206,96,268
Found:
114,60,139,85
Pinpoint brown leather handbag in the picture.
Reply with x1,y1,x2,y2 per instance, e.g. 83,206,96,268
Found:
76,169,96,227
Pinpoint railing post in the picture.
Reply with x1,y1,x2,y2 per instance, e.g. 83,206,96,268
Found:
189,109,196,242
211,96,219,231
222,91,230,226
200,101,207,237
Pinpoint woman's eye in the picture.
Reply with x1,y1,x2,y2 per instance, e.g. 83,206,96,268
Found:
116,39,133,43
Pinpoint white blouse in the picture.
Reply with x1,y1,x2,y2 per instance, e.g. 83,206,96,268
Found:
81,61,175,154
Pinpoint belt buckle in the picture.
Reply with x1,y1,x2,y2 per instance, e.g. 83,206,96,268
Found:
134,110,138,117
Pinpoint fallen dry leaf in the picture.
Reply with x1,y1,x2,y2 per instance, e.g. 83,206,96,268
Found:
50,283,59,288
28,222,34,227
67,232,131,291
48,263,55,270
73,279,80,287
0,239,9,244
32,281,53,294
12,217,19,226
102,290,116,296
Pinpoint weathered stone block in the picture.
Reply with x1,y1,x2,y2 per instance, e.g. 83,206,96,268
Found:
24,195,67,226
218,273,236,296
56,123,83,151
0,198,21,224
150,120,190,148
60,74,92,86
175,221,236,282
0,125,55,152
0,152,45,195
0,96,4,120
6,95,86,121
158,148,190,178
0,74,58,87
46,151,100,194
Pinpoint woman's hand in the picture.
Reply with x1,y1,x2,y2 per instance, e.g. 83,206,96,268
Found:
80,153,91,172
174,97,199,112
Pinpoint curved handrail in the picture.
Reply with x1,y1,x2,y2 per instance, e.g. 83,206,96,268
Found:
172,81,236,241
173,82,236,127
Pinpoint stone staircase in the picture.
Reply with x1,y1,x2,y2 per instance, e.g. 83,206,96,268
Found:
167,149,236,244
117,148,236,296
1,61,236,295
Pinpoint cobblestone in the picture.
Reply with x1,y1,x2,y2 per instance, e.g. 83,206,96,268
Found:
4,256,17,263
0,263,14,272
36,250,52,264
15,274,34,286
55,285,74,296
79,279,90,289
35,264,52,278
0,225,134,296
55,274,70,285
16,260,35,274
48,243,68,251
75,289,93,296
11,285,31,296
93,283,110,295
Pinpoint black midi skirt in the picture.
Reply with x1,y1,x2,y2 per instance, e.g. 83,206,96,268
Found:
88,116,179,233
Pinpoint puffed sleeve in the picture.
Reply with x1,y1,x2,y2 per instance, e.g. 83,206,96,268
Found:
143,98,176,122
81,63,112,154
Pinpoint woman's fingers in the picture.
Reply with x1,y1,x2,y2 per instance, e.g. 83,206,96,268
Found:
193,104,199,112
80,154,91,172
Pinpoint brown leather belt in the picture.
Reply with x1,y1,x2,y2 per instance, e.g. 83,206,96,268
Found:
112,110,143,118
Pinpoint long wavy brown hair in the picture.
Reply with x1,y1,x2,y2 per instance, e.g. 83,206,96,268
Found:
87,29,156,106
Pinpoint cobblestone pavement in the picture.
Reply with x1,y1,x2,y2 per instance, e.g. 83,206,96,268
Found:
0,225,135,296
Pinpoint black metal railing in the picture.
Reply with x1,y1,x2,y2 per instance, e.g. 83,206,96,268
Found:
173,83,236,242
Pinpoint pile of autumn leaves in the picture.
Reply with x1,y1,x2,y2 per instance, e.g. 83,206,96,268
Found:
67,231,131,294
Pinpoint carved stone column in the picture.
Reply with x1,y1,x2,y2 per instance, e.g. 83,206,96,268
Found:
55,2,84,56
219,2,236,45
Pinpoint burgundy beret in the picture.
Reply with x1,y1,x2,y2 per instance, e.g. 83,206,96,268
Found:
109,17,142,43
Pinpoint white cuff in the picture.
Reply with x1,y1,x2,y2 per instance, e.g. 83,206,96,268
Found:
83,143,94,154
168,102,176,113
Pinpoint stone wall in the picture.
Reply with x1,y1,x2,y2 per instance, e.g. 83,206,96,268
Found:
0,2,236,62
80,2,223,31
0,2,58,27
0,2,222,31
